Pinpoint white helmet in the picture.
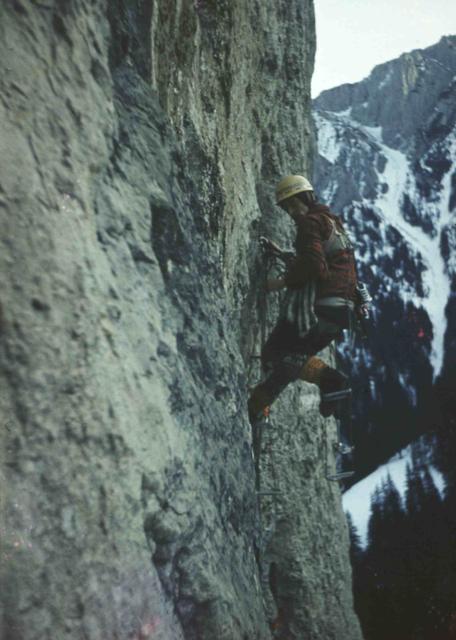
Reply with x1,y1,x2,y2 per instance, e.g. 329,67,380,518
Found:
275,175,314,204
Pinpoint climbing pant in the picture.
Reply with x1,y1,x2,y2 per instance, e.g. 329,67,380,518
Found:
248,304,354,421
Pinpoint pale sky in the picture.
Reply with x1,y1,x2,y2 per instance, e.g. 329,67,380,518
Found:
312,0,456,97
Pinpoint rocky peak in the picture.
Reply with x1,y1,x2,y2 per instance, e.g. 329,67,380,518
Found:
315,35,456,151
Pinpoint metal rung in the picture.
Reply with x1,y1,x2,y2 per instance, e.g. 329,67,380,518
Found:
326,470,355,482
321,388,352,402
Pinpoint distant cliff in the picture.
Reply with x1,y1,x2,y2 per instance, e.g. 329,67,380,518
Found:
313,36,456,478
0,2,361,639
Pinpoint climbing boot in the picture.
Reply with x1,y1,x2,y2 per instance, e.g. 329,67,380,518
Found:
319,367,350,418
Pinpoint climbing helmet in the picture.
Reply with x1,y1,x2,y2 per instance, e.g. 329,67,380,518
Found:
275,175,314,204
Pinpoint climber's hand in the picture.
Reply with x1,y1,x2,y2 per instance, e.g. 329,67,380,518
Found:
266,278,286,292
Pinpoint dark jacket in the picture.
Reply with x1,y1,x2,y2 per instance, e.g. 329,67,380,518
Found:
284,203,358,302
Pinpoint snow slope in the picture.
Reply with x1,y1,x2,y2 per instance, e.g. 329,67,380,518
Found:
343,444,446,547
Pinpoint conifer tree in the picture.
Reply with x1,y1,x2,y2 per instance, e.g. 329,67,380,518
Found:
352,452,455,640
346,511,363,566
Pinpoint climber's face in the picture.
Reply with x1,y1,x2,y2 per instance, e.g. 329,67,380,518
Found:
281,196,309,220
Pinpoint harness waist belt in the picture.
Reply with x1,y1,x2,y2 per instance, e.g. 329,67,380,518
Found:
315,297,355,309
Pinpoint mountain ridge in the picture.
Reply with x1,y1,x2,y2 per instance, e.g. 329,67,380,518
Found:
314,34,456,152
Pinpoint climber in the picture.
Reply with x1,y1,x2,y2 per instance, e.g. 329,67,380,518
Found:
248,174,371,424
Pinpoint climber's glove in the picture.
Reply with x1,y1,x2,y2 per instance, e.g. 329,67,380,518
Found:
259,237,294,265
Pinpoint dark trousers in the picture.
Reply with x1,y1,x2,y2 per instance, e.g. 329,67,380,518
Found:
259,305,353,404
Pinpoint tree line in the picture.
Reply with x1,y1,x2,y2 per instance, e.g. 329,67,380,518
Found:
348,405,456,640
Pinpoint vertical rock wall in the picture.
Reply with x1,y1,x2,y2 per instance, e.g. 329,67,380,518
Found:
0,1,361,639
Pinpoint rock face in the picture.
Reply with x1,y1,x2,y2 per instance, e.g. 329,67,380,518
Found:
0,2,361,639
313,36,456,478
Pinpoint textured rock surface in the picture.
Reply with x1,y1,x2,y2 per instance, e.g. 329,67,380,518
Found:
0,2,361,639
313,36,456,479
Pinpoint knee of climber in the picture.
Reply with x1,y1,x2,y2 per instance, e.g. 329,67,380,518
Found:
299,356,329,385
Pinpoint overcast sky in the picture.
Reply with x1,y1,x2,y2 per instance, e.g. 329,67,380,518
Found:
312,0,456,97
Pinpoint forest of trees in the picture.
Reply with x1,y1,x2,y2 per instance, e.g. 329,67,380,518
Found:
348,379,456,640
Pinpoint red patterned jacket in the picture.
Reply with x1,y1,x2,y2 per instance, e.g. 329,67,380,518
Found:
284,204,358,302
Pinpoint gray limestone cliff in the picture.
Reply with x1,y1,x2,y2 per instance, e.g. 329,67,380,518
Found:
0,2,362,639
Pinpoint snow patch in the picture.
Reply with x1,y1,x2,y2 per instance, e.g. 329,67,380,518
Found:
378,69,392,90
398,373,417,406
343,445,446,547
333,107,352,117
314,112,342,164
364,125,383,142
343,113,452,378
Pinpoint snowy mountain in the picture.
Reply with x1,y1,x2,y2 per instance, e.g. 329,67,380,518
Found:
313,36,456,478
